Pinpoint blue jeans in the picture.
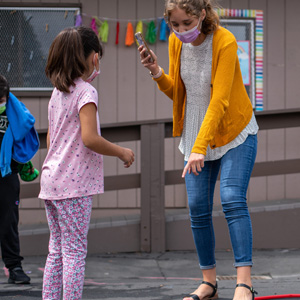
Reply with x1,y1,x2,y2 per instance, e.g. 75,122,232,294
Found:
184,134,257,269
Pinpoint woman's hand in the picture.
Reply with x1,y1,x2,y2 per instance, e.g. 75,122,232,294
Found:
138,45,160,76
182,153,205,178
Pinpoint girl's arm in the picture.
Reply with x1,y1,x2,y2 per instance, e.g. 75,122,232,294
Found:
79,103,134,168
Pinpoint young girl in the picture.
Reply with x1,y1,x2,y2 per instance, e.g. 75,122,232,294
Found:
138,1,258,300
39,26,134,300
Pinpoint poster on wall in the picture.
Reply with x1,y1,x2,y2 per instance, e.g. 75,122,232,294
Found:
218,9,264,111
219,17,256,109
237,40,251,86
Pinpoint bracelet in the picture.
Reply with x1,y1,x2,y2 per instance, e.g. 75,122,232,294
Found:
150,66,162,79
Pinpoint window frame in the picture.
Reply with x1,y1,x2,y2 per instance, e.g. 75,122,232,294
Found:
0,3,82,97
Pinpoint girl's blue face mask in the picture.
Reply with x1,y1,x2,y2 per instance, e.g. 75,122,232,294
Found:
0,102,6,115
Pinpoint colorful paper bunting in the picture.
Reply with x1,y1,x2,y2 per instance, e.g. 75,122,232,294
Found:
115,21,120,45
90,18,98,35
75,13,82,27
135,20,143,34
94,17,102,27
125,22,134,46
83,14,170,46
99,20,109,43
159,19,168,41
145,20,157,44
135,20,143,45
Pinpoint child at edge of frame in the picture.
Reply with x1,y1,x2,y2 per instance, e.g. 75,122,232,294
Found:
0,74,40,284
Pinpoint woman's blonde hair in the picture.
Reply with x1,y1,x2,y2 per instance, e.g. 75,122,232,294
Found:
164,0,220,35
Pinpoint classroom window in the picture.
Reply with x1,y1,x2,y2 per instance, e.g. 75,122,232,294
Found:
0,7,79,91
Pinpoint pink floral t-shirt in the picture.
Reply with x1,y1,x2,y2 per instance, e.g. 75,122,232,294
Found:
39,78,104,200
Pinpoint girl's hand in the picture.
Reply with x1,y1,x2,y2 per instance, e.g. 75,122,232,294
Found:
182,153,205,178
138,45,160,76
119,147,135,168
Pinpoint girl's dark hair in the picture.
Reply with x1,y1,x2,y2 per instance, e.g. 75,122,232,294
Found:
45,26,103,93
164,0,220,35
0,75,10,99
77,26,103,59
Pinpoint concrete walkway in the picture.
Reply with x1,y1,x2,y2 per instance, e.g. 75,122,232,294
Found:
1,249,300,299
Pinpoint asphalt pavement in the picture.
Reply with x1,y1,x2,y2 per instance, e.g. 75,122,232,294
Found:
1,249,300,299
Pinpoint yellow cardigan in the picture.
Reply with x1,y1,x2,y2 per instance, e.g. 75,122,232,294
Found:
153,26,254,156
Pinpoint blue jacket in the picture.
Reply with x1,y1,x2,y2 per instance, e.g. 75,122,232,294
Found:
0,93,40,177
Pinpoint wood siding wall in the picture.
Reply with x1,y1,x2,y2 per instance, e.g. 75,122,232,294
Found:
1,0,300,225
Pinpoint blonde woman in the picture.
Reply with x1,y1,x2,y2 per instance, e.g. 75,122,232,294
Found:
138,1,259,300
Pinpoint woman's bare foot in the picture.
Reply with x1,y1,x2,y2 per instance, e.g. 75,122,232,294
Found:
234,267,254,300
233,285,256,300
183,281,218,300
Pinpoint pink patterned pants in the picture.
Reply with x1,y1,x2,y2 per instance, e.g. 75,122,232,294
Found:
42,196,92,300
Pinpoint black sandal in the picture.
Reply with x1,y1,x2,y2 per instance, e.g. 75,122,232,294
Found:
235,283,257,300
185,281,218,300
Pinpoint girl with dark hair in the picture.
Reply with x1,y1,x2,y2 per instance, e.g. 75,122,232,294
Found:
39,26,134,300
138,1,259,300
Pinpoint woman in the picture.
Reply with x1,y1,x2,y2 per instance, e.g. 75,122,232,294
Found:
138,1,259,300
